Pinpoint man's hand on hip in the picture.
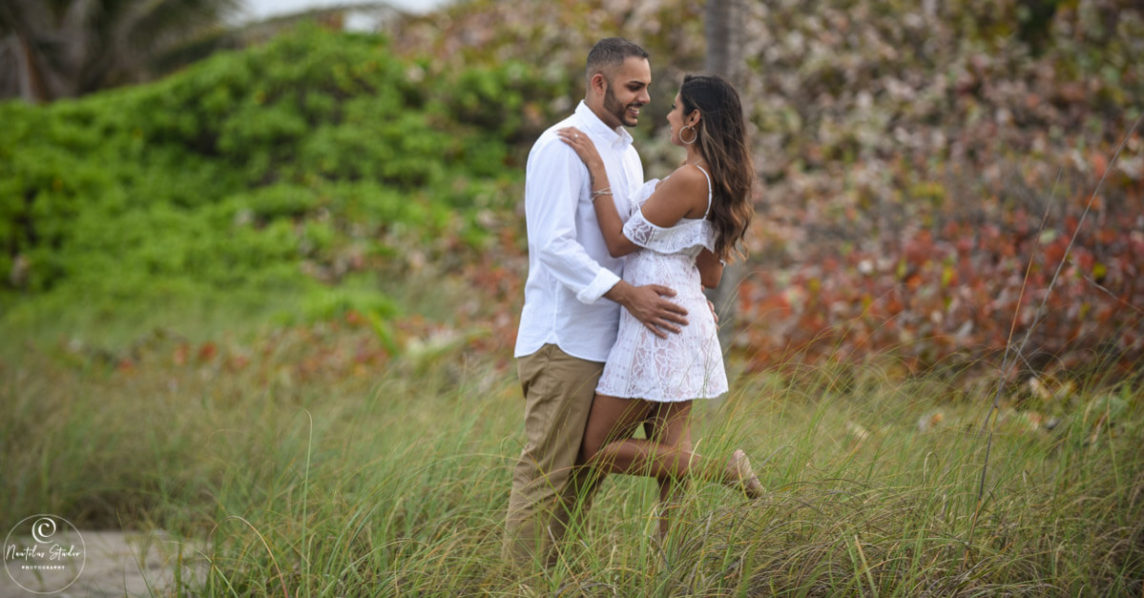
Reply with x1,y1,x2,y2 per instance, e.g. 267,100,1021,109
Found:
605,280,688,338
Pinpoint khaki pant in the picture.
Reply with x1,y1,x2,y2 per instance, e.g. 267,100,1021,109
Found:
503,344,604,567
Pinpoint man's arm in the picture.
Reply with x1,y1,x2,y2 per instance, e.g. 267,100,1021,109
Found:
527,134,689,336
526,136,620,303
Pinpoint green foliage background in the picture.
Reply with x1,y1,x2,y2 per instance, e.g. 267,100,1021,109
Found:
0,25,559,339
2,0,1143,372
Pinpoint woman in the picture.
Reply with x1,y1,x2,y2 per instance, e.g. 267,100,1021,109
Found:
557,74,763,537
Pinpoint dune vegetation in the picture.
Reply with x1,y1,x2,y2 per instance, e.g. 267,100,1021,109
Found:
2,0,1143,595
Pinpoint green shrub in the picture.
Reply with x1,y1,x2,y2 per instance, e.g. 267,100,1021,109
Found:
0,24,552,335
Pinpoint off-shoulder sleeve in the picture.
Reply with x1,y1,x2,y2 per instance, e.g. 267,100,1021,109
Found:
622,208,716,254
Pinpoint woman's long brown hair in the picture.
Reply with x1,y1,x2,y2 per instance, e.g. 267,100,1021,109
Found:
680,74,754,262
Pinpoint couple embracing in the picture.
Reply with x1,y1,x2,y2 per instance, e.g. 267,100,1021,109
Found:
504,37,763,566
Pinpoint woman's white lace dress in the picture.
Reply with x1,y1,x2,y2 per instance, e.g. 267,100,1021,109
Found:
596,167,728,402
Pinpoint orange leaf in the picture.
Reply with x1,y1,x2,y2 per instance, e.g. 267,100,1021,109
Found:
197,342,218,363
1091,152,1108,178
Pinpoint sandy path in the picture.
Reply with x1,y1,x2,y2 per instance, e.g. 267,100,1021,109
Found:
1,530,206,597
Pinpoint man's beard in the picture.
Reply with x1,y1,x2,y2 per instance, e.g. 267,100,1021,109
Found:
603,84,640,127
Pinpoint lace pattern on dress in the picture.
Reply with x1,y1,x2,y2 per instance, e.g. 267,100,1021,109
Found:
623,211,715,255
597,165,728,402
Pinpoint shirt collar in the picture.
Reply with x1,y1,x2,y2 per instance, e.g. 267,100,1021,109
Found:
575,101,633,150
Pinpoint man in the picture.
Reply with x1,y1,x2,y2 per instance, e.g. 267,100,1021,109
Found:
504,38,689,567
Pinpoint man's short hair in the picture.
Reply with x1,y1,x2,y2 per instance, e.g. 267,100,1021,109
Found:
585,38,649,82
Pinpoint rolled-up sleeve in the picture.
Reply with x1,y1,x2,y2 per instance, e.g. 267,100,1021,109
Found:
576,268,620,303
526,136,619,304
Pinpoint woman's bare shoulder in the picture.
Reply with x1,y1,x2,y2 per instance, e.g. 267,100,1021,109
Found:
642,164,710,224
668,164,708,184
657,165,708,197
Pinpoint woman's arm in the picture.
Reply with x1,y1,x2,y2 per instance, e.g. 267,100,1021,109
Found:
695,248,724,289
558,127,709,257
556,128,637,257
593,184,641,258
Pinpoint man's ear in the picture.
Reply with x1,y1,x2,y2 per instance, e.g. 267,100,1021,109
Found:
589,72,608,95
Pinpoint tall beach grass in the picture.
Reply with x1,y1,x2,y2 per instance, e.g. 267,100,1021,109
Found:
3,325,1141,596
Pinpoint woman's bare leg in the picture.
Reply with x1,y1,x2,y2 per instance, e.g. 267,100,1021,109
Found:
578,394,653,467
644,401,692,539
580,394,690,478
581,394,765,499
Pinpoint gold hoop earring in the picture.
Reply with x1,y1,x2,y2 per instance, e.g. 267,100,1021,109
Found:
680,124,697,145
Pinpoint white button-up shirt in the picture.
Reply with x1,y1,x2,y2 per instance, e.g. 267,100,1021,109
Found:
514,101,645,362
